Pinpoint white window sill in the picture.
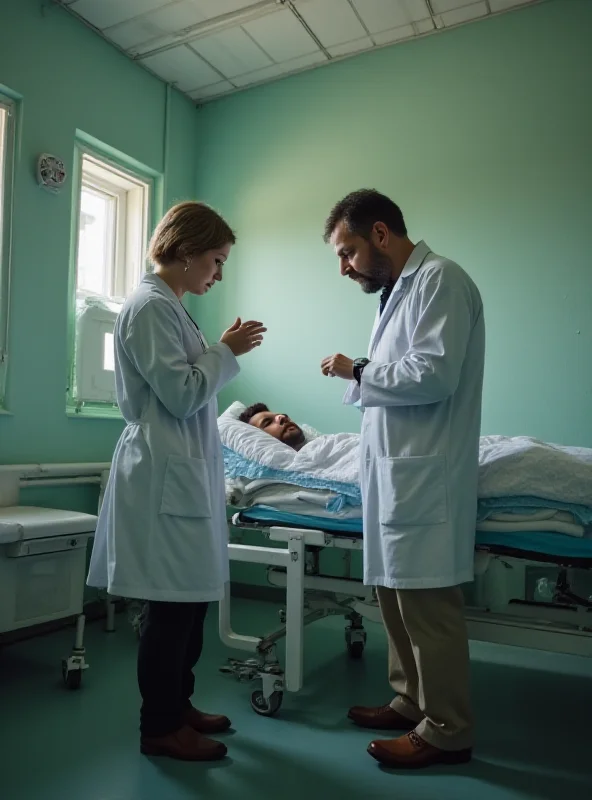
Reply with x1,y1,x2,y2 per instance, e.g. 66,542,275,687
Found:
66,405,123,421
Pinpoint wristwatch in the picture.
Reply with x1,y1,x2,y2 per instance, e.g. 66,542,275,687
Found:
353,358,370,385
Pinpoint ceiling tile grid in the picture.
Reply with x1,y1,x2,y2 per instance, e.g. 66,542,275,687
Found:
59,0,544,103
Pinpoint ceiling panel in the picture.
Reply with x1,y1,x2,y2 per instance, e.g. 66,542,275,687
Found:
438,1,489,26
193,0,258,19
188,80,235,101
294,0,367,48
107,0,205,35
489,0,536,10
242,8,319,62
69,0,166,30
60,0,545,105
430,0,476,12
108,3,208,51
232,51,327,88
373,24,415,47
414,17,436,34
351,0,431,33
142,45,222,91
328,36,374,59
190,28,272,78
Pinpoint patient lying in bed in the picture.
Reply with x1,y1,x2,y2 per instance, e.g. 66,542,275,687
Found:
222,401,592,539
239,403,306,451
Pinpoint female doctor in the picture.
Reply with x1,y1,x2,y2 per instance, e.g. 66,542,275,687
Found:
87,201,265,763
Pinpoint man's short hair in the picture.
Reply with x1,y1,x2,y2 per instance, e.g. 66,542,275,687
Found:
323,189,407,243
239,403,268,424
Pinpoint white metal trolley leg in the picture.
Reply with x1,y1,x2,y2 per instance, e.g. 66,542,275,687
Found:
62,613,89,690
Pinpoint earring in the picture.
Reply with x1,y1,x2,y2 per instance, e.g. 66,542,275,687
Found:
184,261,190,272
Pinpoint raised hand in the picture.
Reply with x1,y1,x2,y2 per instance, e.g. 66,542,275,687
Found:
221,318,266,356
321,353,354,380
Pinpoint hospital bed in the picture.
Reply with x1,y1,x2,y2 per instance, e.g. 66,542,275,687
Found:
219,505,592,717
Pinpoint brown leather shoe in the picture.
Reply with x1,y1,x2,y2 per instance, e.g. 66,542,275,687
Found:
368,731,472,769
184,706,232,735
348,704,417,731
140,724,227,761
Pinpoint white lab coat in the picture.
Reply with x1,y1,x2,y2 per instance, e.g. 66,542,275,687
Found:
87,274,239,602
344,241,485,589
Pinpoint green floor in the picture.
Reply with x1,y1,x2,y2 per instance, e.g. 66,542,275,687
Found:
1,599,591,800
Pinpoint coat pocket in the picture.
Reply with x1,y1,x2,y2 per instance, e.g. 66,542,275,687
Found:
377,455,448,526
160,455,212,519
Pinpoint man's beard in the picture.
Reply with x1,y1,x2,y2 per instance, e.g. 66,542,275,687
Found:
282,425,305,449
356,244,393,294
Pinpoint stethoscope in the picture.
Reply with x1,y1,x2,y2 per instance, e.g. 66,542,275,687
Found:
180,303,208,353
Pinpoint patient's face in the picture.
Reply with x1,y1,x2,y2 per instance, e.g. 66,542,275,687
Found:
248,411,305,450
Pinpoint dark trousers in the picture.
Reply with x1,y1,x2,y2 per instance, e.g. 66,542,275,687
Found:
137,601,209,737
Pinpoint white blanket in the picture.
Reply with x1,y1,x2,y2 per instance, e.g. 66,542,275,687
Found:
477,435,592,505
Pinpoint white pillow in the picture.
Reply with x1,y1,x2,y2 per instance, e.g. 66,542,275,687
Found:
221,400,247,421
218,408,295,473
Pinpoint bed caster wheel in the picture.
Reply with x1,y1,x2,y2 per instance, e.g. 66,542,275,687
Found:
346,625,367,659
250,689,283,717
62,660,82,691
347,640,365,659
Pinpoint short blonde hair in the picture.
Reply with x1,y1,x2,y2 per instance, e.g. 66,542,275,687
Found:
147,201,236,267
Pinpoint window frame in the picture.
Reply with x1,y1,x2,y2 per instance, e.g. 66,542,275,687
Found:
67,139,158,418
0,94,16,410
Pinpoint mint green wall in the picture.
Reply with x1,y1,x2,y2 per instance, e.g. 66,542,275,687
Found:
0,0,199,467
193,0,592,449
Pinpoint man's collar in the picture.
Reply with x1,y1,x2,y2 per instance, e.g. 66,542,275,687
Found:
400,240,431,279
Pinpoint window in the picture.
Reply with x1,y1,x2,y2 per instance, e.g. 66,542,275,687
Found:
0,95,15,408
77,154,150,302
69,147,153,414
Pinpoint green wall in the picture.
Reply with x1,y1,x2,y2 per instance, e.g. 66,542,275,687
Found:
0,0,199,468
193,0,592,448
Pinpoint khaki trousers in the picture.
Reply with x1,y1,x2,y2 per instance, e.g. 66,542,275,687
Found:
376,585,474,751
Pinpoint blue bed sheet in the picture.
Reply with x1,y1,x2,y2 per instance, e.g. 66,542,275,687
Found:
238,505,592,561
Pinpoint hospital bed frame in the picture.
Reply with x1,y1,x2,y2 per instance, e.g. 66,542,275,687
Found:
219,512,592,717
219,513,371,716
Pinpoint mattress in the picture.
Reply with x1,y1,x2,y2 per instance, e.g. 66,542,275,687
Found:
237,506,592,565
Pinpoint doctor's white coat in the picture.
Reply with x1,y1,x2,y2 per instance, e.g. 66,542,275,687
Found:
87,274,239,603
344,241,485,590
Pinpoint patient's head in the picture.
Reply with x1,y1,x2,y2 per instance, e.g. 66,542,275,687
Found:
239,403,305,450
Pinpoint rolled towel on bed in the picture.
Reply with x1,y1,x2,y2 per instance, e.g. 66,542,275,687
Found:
476,514,585,538
477,496,592,529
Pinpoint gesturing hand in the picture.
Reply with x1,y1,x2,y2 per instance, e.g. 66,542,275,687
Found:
321,353,354,380
221,318,266,357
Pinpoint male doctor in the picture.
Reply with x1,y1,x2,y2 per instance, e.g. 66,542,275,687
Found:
321,189,485,770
